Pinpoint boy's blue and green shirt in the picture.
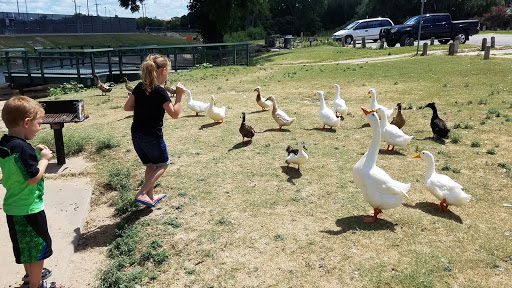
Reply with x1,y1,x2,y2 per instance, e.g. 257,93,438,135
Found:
0,135,44,215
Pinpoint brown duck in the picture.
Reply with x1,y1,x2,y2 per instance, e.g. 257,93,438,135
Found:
164,81,176,97
120,77,134,93
93,74,112,96
390,102,405,129
239,112,255,142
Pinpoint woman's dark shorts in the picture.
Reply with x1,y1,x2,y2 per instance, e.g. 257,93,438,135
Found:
131,131,170,167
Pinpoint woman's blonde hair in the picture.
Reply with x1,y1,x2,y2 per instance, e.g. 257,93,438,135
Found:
1,96,45,129
140,54,170,94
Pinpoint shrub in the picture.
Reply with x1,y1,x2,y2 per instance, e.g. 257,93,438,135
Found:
106,165,132,193
49,80,87,96
471,140,481,147
95,136,120,153
223,27,266,43
481,5,512,29
450,133,462,144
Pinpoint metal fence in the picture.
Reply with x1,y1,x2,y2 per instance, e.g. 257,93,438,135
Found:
1,42,251,87
0,12,136,35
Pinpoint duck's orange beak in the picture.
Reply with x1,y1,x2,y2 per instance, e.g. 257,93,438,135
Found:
361,107,376,115
412,154,421,159
312,93,316,96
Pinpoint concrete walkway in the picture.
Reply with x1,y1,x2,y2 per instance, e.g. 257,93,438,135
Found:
0,157,93,288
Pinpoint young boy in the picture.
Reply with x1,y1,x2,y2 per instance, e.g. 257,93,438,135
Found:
0,96,56,288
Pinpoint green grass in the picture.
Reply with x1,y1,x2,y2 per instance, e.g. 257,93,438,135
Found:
0,33,189,51
25,44,512,287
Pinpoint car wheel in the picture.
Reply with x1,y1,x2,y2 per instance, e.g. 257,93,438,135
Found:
438,39,450,45
454,31,468,44
345,35,353,45
400,34,414,47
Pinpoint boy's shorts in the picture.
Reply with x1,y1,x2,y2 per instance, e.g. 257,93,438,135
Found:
6,210,53,264
131,131,170,167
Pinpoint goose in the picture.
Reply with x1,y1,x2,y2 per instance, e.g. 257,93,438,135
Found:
265,95,295,129
413,151,471,212
425,102,450,139
120,77,134,93
185,89,208,116
376,107,413,151
93,74,112,96
164,81,176,97
254,86,272,111
316,91,340,129
239,112,255,142
367,88,393,119
332,84,348,119
206,95,226,123
352,107,410,222
285,142,308,172
390,102,405,129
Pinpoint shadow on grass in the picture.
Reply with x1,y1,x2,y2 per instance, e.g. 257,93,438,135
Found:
228,140,252,151
321,215,397,235
264,128,291,133
403,202,463,224
200,122,223,130
420,136,447,145
183,114,205,118
304,127,337,133
280,165,302,185
74,208,153,252
378,149,406,156
252,50,293,65
248,110,268,114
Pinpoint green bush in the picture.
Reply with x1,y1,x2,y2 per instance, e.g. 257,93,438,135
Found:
49,80,87,96
106,165,132,193
95,136,120,153
223,27,266,43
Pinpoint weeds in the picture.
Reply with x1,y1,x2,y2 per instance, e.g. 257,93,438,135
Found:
95,136,120,153
486,148,497,155
450,133,462,144
49,80,87,96
471,140,481,147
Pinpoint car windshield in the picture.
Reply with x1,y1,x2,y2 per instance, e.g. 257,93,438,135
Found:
344,21,359,30
404,16,420,25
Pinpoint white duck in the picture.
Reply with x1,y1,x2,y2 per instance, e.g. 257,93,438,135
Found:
285,142,308,172
368,88,393,119
332,84,348,119
265,95,295,130
206,95,226,123
352,107,410,222
254,86,272,111
376,107,413,151
185,89,208,116
316,91,340,129
413,151,471,212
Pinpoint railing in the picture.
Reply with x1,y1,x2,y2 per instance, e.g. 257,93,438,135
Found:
0,42,251,86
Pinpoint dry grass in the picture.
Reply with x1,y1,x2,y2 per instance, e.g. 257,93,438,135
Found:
24,45,512,287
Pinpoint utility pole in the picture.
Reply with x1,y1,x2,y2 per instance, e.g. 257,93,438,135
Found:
73,0,77,15
87,0,90,16
78,5,81,14
94,0,100,16
416,0,426,55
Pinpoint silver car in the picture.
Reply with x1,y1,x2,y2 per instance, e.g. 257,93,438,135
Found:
332,18,394,44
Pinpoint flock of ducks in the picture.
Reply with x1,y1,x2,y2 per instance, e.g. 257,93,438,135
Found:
108,76,469,222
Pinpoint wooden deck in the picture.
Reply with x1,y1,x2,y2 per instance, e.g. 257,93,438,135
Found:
1,43,250,88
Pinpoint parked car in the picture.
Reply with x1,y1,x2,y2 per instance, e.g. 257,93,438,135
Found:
332,18,394,44
379,13,480,47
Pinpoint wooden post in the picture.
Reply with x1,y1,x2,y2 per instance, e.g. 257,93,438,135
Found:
341,37,345,47
430,37,435,45
482,25,486,31
352,39,356,48
454,38,459,54
483,45,491,60
448,43,455,56
361,37,366,48
378,40,385,49
421,42,428,56
408,39,414,46
481,38,487,51
491,37,495,48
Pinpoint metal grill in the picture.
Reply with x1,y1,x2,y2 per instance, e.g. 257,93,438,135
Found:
38,100,88,165
43,113,79,124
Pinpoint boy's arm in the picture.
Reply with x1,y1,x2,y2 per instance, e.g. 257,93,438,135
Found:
26,145,53,185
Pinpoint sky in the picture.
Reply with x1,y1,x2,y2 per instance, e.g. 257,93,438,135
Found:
0,0,189,20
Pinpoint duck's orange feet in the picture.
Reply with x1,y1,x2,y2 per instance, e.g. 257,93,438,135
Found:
321,124,325,130
439,199,448,212
363,208,382,222
195,112,199,116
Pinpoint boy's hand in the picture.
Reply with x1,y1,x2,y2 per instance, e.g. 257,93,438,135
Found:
36,145,53,161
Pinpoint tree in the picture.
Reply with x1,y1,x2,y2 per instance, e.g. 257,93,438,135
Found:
118,0,144,13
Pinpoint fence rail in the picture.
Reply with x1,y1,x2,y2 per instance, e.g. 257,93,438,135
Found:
1,42,251,88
